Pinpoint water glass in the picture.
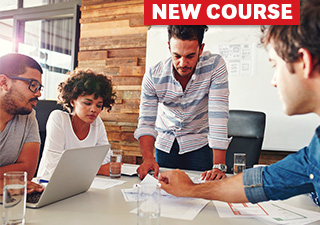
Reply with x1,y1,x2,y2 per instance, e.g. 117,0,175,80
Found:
234,153,246,175
110,150,122,178
2,171,27,225
137,183,161,225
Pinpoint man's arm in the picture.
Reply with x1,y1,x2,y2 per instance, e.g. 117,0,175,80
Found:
136,135,159,179
0,142,40,181
159,169,248,203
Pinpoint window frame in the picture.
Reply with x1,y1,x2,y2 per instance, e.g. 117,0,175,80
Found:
0,0,81,69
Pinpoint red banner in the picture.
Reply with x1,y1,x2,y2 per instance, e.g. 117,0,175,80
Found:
144,0,300,25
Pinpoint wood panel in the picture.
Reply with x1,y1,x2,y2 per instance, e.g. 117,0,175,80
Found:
79,0,146,163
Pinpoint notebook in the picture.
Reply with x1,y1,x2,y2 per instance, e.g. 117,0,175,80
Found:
27,144,110,208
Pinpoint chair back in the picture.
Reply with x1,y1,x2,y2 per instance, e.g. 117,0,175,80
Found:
225,110,266,173
34,100,64,176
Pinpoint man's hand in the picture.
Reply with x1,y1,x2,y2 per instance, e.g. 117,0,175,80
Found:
158,169,195,197
27,181,44,194
136,158,159,179
201,169,227,181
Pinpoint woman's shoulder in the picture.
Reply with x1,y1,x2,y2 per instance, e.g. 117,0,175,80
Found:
49,109,70,121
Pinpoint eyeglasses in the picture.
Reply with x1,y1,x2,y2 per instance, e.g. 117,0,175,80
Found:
8,76,44,93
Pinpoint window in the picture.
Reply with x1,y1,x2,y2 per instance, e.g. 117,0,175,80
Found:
0,0,81,100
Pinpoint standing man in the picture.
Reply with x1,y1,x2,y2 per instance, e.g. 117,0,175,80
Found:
135,26,230,180
0,53,44,193
159,0,320,205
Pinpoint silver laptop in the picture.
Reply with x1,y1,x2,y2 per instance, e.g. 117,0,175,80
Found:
27,144,110,208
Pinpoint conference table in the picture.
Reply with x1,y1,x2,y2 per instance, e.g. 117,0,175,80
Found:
2,166,320,225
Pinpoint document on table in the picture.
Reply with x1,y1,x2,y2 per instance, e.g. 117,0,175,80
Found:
121,164,139,176
213,200,320,224
90,177,126,189
122,174,209,220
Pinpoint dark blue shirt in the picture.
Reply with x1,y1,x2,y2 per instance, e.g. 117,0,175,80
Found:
243,126,320,206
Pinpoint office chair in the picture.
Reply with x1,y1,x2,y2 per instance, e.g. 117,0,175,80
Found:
33,100,64,176
225,110,266,173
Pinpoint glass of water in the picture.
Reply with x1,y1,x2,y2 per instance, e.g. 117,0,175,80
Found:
234,153,246,175
2,171,27,225
137,183,161,225
110,150,122,178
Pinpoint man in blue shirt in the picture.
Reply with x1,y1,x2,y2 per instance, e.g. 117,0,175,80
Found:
159,0,320,205
135,26,230,180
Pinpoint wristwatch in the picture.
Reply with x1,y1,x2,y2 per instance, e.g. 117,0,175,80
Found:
212,164,227,172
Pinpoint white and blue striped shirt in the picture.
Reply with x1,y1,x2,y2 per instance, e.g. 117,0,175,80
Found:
134,51,230,154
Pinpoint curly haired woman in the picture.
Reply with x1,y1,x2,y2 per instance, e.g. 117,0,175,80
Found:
37,70,116,179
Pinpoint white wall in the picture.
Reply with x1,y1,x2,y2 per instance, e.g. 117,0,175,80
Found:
146,25,320,152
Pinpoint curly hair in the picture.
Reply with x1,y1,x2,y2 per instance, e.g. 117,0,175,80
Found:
260,0,320,71
167,25,208,47
57,70,116,113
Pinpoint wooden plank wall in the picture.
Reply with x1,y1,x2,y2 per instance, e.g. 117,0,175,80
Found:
78,0,148,163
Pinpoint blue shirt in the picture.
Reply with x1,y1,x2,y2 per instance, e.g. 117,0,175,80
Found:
134,51,230,154
243,125,320,206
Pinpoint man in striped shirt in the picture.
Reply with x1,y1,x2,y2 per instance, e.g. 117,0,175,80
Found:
135,25,230,180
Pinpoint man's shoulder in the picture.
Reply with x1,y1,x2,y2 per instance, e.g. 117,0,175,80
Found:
148,57,172,77
199,51,223,63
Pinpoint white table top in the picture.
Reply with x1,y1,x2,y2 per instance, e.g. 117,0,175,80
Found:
2,167,320,225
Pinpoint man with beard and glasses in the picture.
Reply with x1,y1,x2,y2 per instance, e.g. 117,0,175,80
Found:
0,53,44,193
135,26,230,181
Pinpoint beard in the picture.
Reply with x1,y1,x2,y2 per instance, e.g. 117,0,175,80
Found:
2,88,36,115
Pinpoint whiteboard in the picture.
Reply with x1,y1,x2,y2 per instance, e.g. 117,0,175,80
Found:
146,25,320,152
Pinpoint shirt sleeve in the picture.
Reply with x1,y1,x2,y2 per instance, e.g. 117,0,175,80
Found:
134,67,158,140
25,110,40,143
95,116,111,165
207,56,230,150
37,110,66,178
243,147,315,203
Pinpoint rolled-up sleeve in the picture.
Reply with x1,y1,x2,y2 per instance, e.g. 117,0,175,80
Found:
134,68,158,140
243,167,269,203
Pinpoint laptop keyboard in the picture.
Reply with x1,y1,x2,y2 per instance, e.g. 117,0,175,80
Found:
27,192,43,204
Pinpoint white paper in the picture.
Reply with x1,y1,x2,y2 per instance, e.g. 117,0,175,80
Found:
90,177,126,189
257,201,320,225
122,174,209,220
213,201,320,225
121,164,139,176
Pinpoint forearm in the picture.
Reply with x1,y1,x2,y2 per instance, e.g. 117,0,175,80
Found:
0,162,37,181
213,148,226,164
139,135,156,160
189,174,248,203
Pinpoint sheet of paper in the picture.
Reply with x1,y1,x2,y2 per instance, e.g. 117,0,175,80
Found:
257,201,320,225
121,164,139,176
122,174,209,220
214,200,320,225
214,201,269,218
90,177,126,189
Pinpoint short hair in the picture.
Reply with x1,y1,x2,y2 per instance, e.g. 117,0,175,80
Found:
167,25,209,47
261,0,320,70
0,53,43,76
57,70,116,112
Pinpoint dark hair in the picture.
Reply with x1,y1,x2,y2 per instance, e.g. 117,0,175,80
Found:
167,25,209,47
261,0,320,70
0,53,43,76
57,70,116,112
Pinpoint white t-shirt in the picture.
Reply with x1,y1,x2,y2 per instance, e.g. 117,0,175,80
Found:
37,110,111,179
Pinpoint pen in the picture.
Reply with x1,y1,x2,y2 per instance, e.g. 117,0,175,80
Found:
39,179,49,184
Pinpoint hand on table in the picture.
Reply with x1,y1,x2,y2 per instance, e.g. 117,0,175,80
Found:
136,158,159,179
201,169,227,181
158,169,195,197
